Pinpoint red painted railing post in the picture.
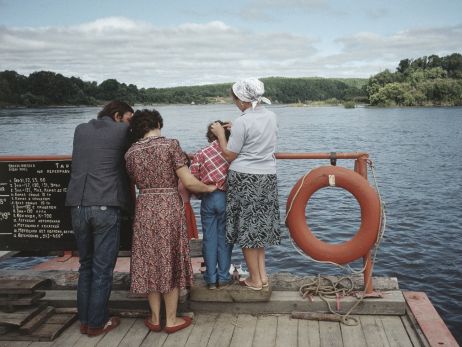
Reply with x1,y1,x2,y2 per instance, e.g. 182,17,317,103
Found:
355,154,374,294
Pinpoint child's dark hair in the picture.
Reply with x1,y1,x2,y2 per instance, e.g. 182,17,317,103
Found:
207,120,231,143
129,109,163,143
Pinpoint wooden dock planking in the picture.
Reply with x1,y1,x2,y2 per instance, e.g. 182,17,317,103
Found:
95,317,135,346
0,313,421,346
206,312,236,347
117,318,149,347
253,315,277,347
229,314,257,347
319,321,343,347
48,321,82,347
298,319,320,347
360,315,392,347
340,316,368,347
185,312,218,346
276,315,298,347
379,315,414,347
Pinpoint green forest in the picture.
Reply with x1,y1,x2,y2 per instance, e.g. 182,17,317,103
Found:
1,53,461,107
366,53,462,106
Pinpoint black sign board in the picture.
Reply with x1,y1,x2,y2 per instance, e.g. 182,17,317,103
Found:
0,160,132,251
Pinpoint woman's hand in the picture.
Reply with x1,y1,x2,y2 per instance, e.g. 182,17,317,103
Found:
176,166,218,194
210,122,225,138
211,121,238,162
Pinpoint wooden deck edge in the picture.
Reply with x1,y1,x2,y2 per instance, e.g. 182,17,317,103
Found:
0,269,400,291
39,289,406,316
190,290,406,315
403,291,459,347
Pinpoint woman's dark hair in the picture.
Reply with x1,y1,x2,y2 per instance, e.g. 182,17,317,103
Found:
97,100,134,120
129,109,163,142
207,120,231,143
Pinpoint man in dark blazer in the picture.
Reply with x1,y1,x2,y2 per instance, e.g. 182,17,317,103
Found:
65,100,133,337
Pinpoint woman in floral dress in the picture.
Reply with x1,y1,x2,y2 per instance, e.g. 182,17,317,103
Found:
125,109,216,333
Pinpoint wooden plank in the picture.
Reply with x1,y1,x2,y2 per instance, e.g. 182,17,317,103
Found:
0,305,45,326
49,320,85,347
139,329,168,347
71,330,105,347
379,315,414,347
229,314,257,347
340,316,367,347
400,314,427,347
252,315,277,347
190,275,271,303
29,313,77,341
276,315,298,347
117,318,149,347
27,342,54,347
360,316,390,347
162,317,194,347
404,291,458,347
0,325,13,335
0,342,32,347
191,290,405,315
0,280,51,295
298,319,320,347
319,321,342,347
19,307,55,334
206,313,237,347
0,292,45,306
185,313,218,346
95,318,135,346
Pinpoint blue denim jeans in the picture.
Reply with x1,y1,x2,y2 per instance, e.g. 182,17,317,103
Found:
71,206,120,329
200,190,233,284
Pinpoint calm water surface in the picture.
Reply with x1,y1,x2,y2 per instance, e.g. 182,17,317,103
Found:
1,105,461,341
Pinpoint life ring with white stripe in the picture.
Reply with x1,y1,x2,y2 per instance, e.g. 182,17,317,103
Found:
286,166,381,264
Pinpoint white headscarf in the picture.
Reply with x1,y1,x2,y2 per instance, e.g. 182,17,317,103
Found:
232,78,271,109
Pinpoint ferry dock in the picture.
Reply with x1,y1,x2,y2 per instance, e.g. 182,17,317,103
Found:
0,266,458,346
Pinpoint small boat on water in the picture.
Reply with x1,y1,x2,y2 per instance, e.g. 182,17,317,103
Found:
0,153,459,346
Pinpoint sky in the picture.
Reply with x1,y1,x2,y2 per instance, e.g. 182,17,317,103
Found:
1,0,461,88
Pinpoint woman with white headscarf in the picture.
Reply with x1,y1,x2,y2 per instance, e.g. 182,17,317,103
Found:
211,78,280,290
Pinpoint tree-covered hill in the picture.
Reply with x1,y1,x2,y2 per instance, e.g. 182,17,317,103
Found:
2,53,461,108
366,53,462,106
0,71,367,107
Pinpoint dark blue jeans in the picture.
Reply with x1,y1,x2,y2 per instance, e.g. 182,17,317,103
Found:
71,206,120,329
200,190,233,284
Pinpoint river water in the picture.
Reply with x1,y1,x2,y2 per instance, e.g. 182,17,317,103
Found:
0,104,461,341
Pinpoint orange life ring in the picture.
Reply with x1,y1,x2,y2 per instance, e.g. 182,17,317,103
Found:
286,166,381,264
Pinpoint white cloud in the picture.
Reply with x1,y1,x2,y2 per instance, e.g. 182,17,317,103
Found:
325,25,462,75
0,17,318,87
0,17,461,87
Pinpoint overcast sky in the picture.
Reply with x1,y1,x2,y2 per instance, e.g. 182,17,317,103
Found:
1,0,461,87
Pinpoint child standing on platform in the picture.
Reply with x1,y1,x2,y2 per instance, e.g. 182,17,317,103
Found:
190,121,233,289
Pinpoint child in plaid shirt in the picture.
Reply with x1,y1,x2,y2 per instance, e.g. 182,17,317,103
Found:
190,121,233,289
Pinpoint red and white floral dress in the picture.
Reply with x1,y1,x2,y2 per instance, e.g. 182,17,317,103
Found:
125,136,193,294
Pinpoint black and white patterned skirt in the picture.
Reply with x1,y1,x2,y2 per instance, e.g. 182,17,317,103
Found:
226,170,281,248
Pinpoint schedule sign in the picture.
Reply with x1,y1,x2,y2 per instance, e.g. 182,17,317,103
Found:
0,159,133,251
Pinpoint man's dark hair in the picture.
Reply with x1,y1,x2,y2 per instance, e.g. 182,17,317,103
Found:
207,120,231,143
129,109,163,142
97,100,134,120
